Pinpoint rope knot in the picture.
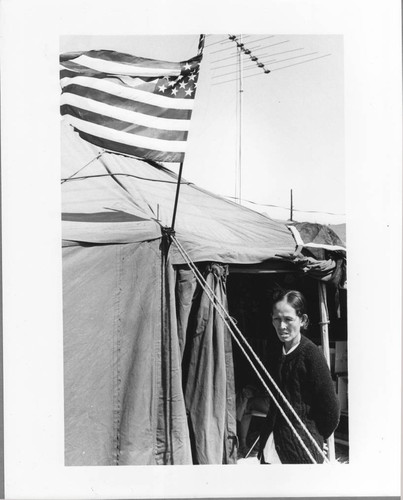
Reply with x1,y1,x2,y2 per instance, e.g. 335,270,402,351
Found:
161,226,176,238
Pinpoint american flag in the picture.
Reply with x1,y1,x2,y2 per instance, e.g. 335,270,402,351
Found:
60,49,202,163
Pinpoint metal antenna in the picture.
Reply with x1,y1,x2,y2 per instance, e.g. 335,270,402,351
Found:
236,35,244,205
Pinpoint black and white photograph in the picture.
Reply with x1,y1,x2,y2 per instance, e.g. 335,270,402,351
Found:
60,34,347,467
1,0,401,498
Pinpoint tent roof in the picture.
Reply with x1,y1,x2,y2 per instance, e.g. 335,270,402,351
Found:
62,120,298,264
290,221,346,255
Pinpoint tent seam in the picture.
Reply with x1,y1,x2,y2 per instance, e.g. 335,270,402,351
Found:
151,242,160,463
112,244,123,465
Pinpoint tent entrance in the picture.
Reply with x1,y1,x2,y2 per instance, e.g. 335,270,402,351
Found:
227,265,346,388
226,266,348,460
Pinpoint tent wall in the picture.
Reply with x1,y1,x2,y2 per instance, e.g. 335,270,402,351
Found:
63,239,192,465
63,241,237,465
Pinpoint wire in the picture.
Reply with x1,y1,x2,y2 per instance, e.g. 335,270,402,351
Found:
211,48,304,71
210,45,261,64
260,47,304,58
61,151,105,184
270,53,332,72
204,37,230,48
205,35,252,47
225,195,289,210
225,195,345,216
293,208,345,216
211,40,289,64
213,70,268,85
246,35,276,44
253,40,290,50
215,51,319,79
210,52,239,63
250,51,319,69
212,65,267,79
61,172,192,186
210,44,260,54
213,52,332,85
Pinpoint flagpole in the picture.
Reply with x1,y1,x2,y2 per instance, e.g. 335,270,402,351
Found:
170,161,184,231
170,34,205,232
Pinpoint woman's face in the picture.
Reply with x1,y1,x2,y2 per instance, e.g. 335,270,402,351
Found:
272,299,305,349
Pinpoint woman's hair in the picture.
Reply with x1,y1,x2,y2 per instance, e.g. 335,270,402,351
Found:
272,289,309,330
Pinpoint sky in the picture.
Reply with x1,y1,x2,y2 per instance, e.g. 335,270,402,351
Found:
60,34,345,224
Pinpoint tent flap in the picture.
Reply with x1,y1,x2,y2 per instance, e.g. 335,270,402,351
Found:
179,263,237,464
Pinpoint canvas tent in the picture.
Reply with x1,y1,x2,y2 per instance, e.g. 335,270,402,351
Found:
62,119,345,465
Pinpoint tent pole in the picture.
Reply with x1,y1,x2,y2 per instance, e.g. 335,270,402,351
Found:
160,231,173,463
318,282,331,364
170,162,184,231
318,281,336,462
290,188,293,221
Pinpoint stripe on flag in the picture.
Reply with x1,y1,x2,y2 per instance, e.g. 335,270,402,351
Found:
60,93,191,130
66,115,189,152
60,49,202,162
60,105,188,141
76,130,185,163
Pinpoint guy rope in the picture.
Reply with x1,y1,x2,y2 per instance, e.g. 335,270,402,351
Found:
170,233,330,464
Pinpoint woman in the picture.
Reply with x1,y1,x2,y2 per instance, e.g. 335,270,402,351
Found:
258,289,340,464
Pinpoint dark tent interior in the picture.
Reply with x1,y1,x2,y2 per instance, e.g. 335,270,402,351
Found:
225,267,348,460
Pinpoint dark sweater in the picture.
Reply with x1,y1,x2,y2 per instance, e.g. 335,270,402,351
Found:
259,335,340,464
